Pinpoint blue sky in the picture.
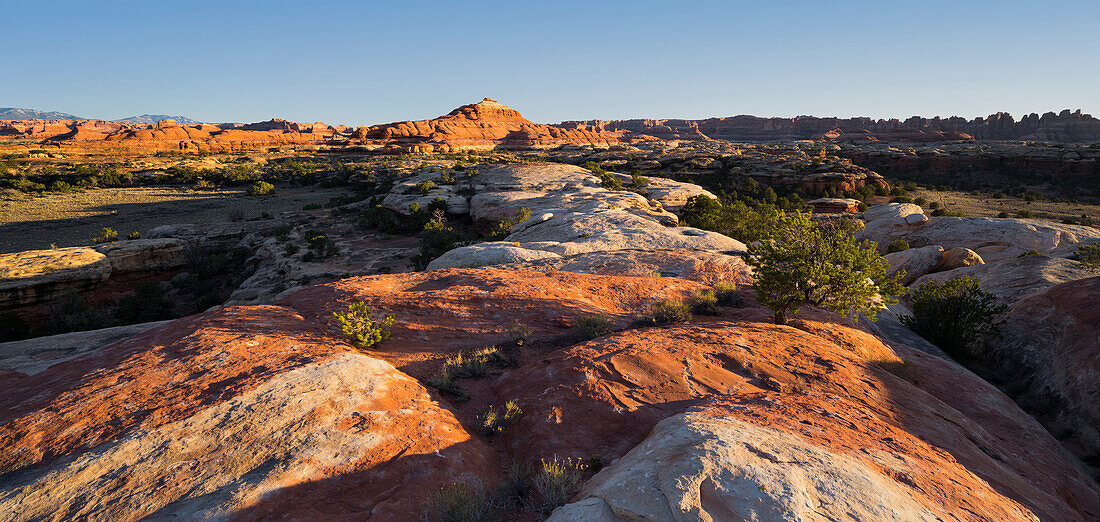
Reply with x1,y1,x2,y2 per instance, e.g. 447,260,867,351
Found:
3,1,1098,125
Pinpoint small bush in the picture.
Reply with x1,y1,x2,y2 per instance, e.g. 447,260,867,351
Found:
913,196,928,206
421,481,492,522
1015,210,1034,219
91,227,119,244
575,314,613,340
425,370,471,402
997,211,1010,218
929,201,941,209
486,207,532,241
49,180,73,193
900,276,1008,359
283,243,300,256
1072,243,1100,272
713,281,743,307
126,231,140,240
415,179,437,194
630,170,650,188
886,239,909,253
891,196,913,204
333,302,395,349
687,289,720,316
507,320,532,346
532,457,586,514
247,181,275,195
476,399,523,435
1017,249,1040,258
649,298,692,325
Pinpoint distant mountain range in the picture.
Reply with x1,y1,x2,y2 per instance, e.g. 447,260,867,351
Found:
0,107,201,124
115,114,203,124
0,107,84,121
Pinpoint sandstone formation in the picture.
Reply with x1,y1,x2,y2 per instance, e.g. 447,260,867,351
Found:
378,163,745,270
567,108,1100,143
860,203,1100,262
493,310,1099,520
992,277,1100,479
1,269,1098,520
0,304,495,520
353,98,617,153
884,245,945,285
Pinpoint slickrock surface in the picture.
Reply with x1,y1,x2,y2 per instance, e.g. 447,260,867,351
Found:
399,163,744,270
1,269,1097,520
974,276,1100,480
0,304,494,520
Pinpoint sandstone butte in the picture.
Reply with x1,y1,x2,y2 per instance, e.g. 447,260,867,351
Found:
1,268,1098,520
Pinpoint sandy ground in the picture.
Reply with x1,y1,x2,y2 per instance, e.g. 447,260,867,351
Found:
905,189,1100,222
0,185,355,253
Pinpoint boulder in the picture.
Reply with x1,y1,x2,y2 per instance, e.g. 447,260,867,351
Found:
883,245,944,285
934,246,985,272
550,411,944,521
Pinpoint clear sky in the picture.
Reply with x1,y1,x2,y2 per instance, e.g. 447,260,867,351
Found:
4,1,1098,125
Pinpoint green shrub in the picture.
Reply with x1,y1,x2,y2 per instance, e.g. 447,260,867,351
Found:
687,289,720,316
886,239,909,253
476,399,523,435
713,281,743,307
649,298,692,325
929,201,941,209
420,481,492,522
486,207,532,241
532,457,586,514
1072,243,1100,272
1015,210,1033,219
913,197,928,206
415,179,436,194
1017,249,1040,258
630,170,650,188
575,314,613,340
247,181,275,195
997,211,1010,218
891,196,912,204
507,320,532,346
49,180,73,193
856,202,868,212
91,227,119,244
115,282,176,323
126,231,140,240
333,302,395,349
425,370,471,402
283,243,300,256
900,276,1008,359
411,210,467,270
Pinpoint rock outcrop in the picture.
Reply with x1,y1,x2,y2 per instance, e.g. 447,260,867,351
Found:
379,163,746,270
568,108,1100,143
860,203,1100,263
1,269,1097,520
354,98,617,152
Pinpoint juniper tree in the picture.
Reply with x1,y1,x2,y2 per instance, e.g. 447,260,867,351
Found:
745,211,905,325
